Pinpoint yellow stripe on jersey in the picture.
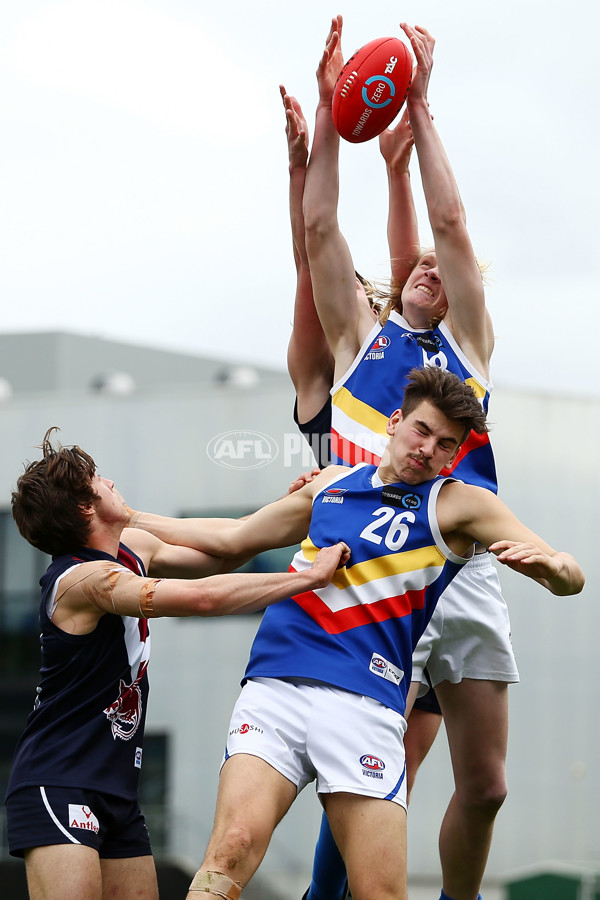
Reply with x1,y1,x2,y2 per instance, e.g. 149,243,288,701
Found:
300,536,446,589
333,379,485,429
332,386,389,436
465,376,486,400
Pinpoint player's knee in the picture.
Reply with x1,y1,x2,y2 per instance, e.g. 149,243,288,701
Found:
207,821,257,872
457,776,507,815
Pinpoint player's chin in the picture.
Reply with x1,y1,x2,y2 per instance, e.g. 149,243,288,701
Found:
402,470,427,486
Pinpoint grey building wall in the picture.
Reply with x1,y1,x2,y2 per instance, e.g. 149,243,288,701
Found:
1,334,597,886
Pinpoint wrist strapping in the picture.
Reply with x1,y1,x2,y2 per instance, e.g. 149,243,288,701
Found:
188,870,242,899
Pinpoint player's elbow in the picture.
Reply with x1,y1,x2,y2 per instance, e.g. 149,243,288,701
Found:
188,583,226,616
430,204,465,236
549,557,585,596
303,204,338,248
562,569,585,596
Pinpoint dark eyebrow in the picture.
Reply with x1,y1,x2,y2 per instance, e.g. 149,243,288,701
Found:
414,418,459,446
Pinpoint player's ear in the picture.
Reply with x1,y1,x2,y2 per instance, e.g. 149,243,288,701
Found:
386,409,402,436
446,443,461,465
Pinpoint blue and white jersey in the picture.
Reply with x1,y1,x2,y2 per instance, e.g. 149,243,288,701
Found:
330,311,497,492
6,544,150,801
245,464,471,716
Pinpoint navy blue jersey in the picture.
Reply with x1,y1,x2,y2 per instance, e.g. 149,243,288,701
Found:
6,544,150,801
293,395,333,469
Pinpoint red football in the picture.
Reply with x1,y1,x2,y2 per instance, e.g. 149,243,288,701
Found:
332,37,413,143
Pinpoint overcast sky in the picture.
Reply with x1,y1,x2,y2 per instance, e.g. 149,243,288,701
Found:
0,0,598,396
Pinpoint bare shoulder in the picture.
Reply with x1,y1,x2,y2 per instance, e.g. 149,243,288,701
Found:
313,465,351,488
437,480,498,527
121,527,158,565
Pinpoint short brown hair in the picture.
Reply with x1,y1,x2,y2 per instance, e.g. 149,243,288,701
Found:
12,427,98,556
401,366,488,443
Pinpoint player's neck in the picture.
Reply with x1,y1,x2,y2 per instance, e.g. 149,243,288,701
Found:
87,524,123,559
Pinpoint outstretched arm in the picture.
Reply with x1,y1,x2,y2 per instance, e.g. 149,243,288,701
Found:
51,540,350,633
124,527,235,579
379,108,420,288
401,23,494,375
303,16,375,379
150,540,350,616
439,482,585,596
281,85,334,424
127,467,346,560
489,540,583,596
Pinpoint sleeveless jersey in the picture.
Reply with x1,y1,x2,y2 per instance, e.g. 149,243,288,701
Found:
330,311,497,492
6,544,150,801
244,464,470,715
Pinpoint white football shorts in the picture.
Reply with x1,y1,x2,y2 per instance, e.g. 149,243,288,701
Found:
223,676,408,808
412,552,519,691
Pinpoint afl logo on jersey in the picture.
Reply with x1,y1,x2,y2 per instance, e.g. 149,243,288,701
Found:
371,656,387,674
360,753,385,772
366,334,391,360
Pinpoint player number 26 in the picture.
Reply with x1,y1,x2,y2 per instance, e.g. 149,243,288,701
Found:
359,507,416,551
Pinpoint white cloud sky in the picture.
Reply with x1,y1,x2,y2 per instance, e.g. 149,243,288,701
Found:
2,0,271,141
0,0,598,396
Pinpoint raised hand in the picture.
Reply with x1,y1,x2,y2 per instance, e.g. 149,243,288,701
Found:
400,23,435,105
316,14,344,104
379,108,415,174
280,84,309,170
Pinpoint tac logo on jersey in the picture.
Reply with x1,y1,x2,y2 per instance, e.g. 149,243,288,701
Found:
322,487,348,505
360,754,385,779
381,485,422,510
365,335,391,360
68,804,100,833
416,334,442,353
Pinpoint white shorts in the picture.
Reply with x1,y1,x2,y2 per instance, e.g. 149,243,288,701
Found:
411,552,519,691
224,677,408,808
